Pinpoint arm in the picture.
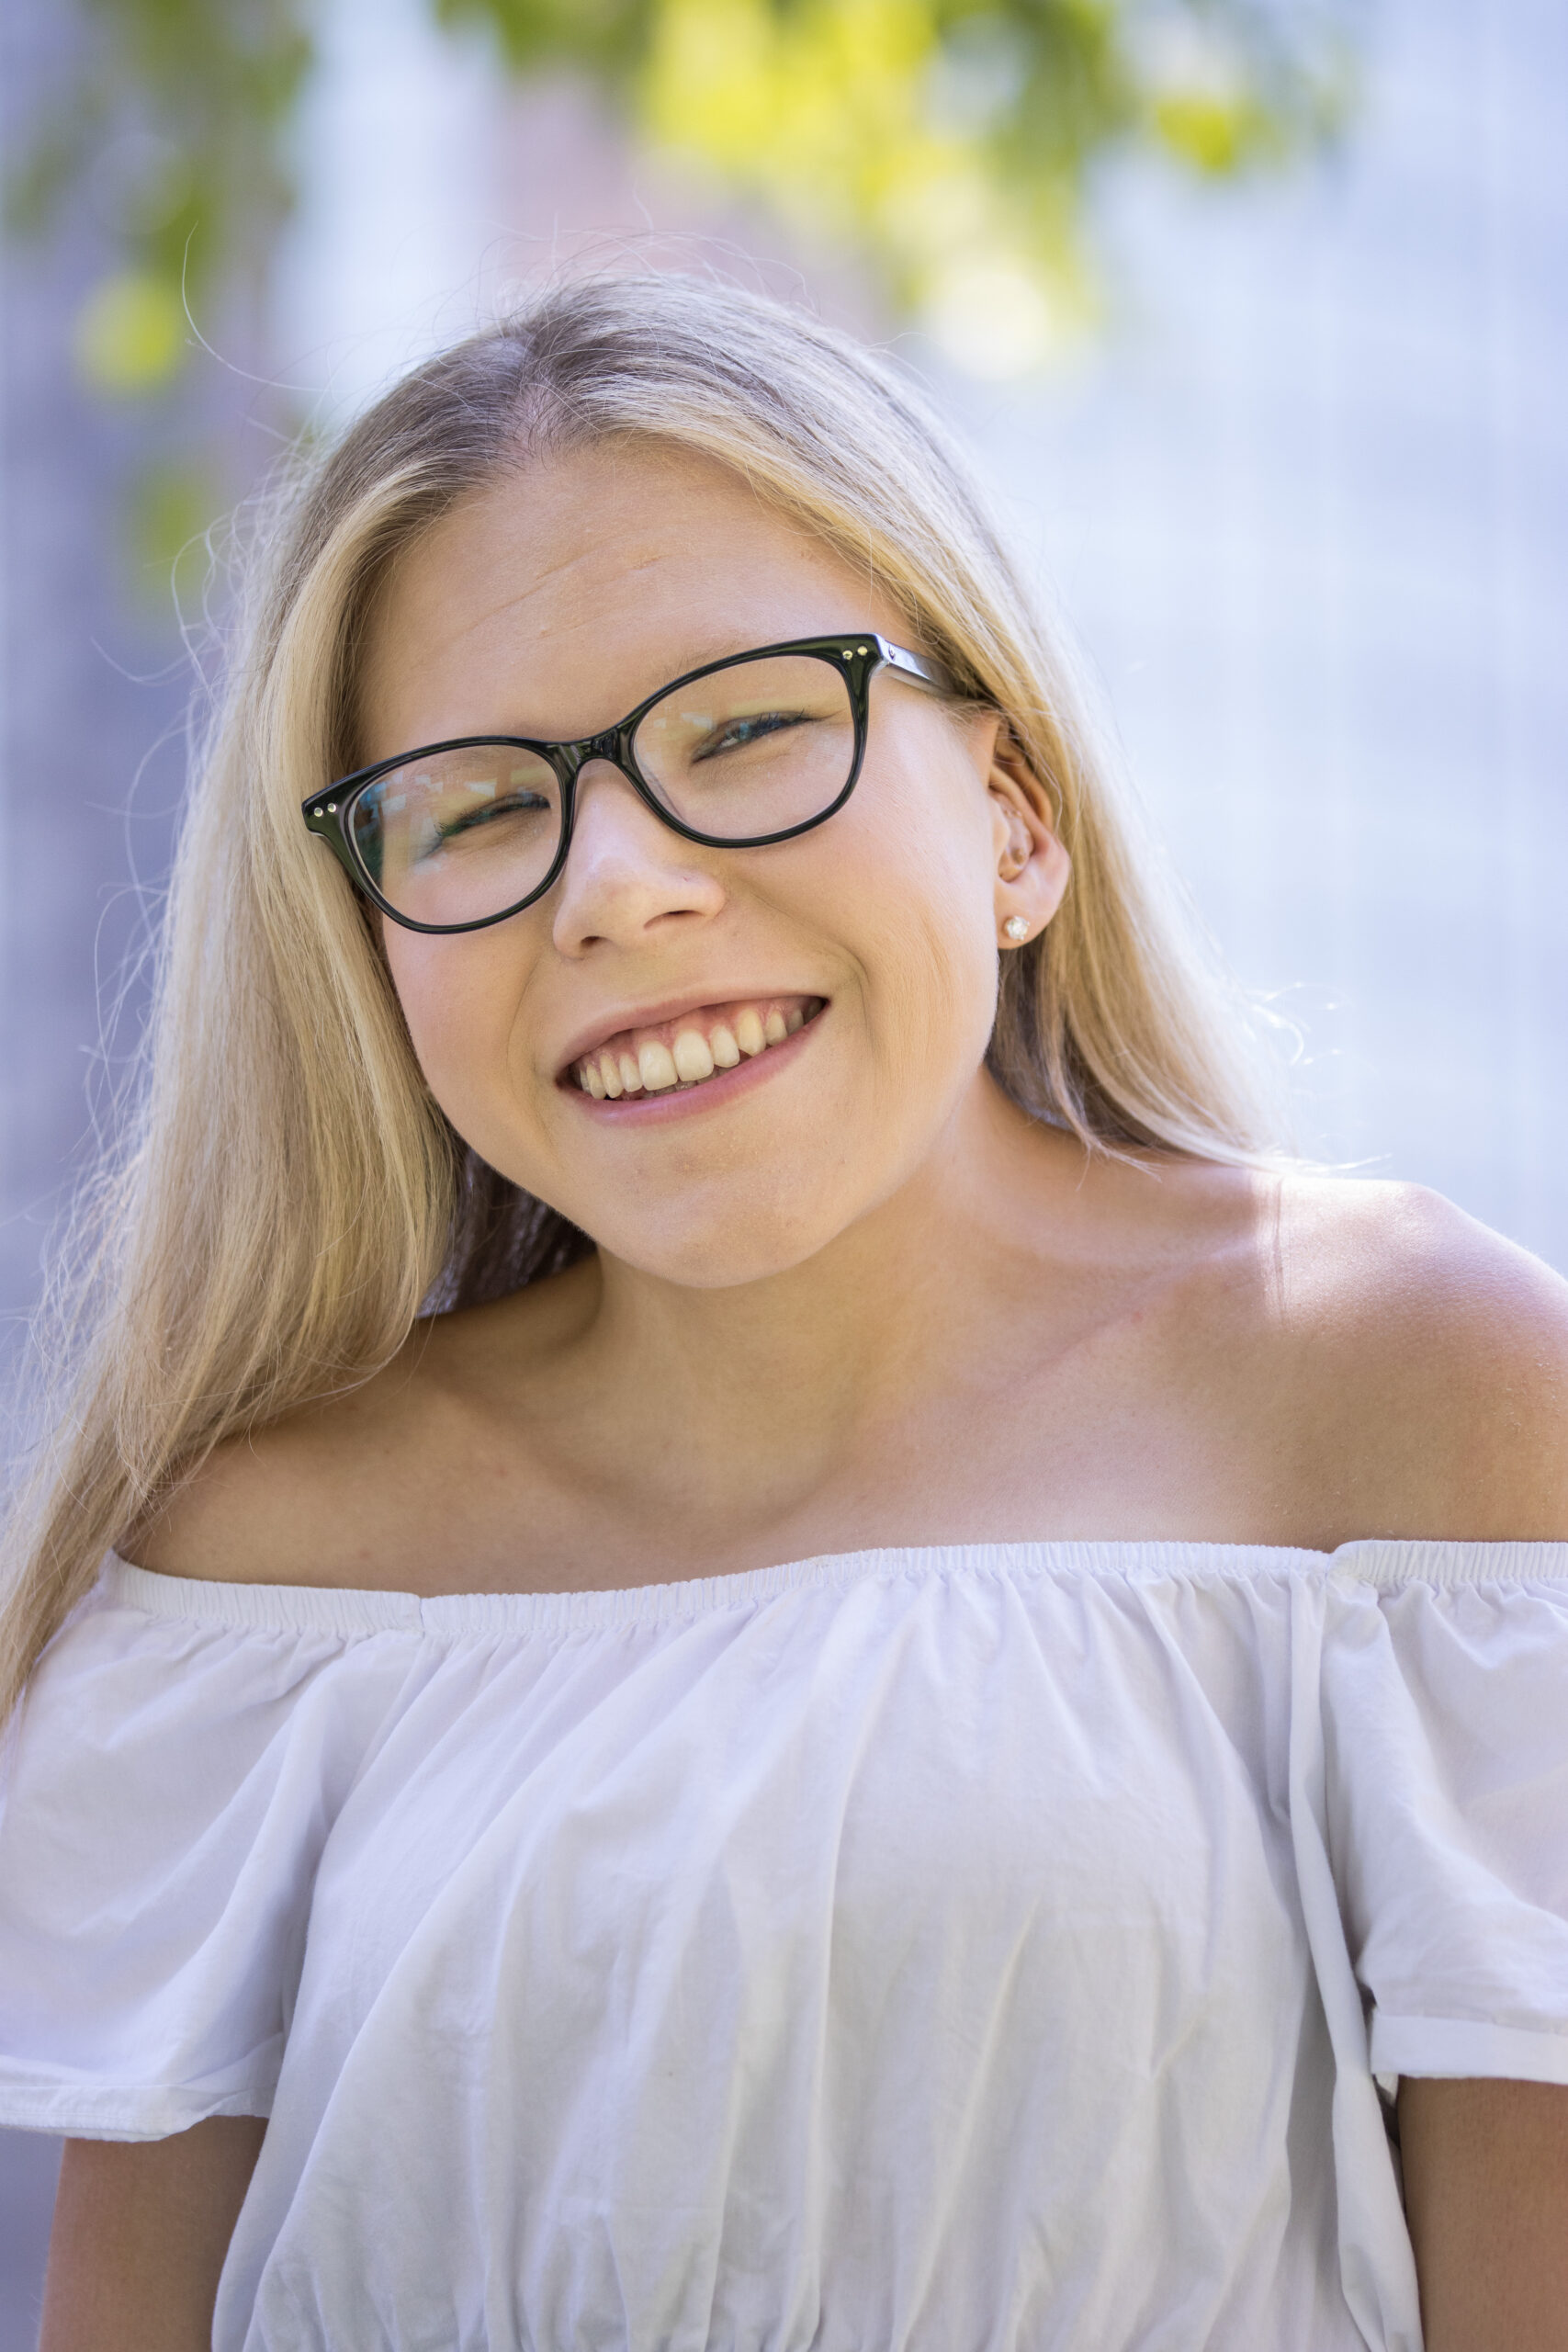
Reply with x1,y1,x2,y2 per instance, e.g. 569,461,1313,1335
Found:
1305,1196,1568,2343
39,2119,266,2352
1399,2077,1568,2352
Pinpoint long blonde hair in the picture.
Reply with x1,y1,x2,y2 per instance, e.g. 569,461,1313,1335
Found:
1,272,1284,1720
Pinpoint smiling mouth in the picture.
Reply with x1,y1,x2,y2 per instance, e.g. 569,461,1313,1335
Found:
567,996,826,1099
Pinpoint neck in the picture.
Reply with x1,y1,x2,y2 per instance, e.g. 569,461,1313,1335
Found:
575,1074,1107,1510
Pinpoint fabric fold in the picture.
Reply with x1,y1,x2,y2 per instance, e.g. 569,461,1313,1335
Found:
0,1538,1562,2351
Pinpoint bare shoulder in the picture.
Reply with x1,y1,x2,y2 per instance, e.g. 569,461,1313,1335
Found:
1268,1173,1568,1541
126,1258,600,1589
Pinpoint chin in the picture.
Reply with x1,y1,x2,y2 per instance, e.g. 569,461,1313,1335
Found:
584,1191,848,1291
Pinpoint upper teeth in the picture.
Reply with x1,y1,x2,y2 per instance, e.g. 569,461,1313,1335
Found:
573,999,817,1098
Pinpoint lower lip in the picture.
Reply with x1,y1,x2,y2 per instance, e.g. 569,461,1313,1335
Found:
559,1007,825,1125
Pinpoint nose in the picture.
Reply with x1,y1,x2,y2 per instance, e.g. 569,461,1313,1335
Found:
549,756,727,956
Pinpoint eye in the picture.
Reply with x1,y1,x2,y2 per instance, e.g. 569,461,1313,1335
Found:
437,787,553,842
696,709,812,760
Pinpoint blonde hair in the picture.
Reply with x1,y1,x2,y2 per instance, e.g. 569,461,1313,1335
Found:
1,272,1284,1721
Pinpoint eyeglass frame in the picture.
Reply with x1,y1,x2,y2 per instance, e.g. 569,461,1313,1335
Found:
299,631,953,935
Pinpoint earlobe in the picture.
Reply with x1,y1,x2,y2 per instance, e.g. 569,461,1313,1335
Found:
986,746,1071,947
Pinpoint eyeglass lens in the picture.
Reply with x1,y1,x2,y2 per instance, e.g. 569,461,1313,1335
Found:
348,651,856,929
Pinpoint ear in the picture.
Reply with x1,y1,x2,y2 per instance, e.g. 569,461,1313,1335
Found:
976,716,1071,949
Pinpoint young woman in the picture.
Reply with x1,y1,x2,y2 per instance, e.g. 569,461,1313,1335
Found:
2,276,1565,2352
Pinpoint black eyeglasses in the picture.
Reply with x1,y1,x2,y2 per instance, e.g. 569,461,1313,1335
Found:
300,632,951,934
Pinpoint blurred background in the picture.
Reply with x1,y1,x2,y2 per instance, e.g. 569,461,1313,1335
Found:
1,0,1563,2332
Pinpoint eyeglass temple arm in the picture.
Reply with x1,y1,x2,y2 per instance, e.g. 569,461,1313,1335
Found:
875,637,954,695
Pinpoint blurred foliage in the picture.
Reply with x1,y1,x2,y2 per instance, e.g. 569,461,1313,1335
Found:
12,0,1358,400
73,269,189,392
6,0,306,605
9,0,310,391
121,453,227,611
444,0,1358,372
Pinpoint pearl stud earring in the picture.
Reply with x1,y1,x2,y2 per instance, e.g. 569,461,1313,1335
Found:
1004,916,1029,943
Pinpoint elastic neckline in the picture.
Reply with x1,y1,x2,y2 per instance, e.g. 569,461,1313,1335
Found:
101,1538,1568,1641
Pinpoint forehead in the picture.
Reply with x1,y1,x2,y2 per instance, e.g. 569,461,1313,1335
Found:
355,439,886,761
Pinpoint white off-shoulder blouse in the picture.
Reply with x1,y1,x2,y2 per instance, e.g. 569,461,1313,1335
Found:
3,1541,1567,2352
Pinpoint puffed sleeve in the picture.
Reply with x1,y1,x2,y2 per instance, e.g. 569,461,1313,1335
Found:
0,1558,415,2141
1322,1542,1568,2086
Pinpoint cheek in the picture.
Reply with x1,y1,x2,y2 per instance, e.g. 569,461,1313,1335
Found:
383,930,533,1129
826,744,1002,1057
